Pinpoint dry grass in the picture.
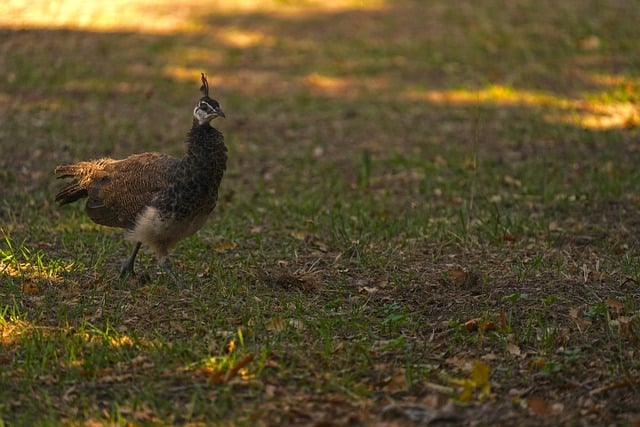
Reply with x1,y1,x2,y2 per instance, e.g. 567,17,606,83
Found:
1,0,640,425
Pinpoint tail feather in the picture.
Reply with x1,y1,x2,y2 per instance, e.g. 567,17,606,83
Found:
54,164,85,179
55,181,88,205
54,162,93,205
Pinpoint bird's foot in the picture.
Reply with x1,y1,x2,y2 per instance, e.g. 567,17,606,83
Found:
119,261,150,284
159,258,183,288
120,242,142,280
119,264,135,280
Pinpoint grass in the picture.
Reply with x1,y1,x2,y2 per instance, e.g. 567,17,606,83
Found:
1,0,640,425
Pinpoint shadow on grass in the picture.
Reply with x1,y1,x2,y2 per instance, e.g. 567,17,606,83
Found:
1,1,640,424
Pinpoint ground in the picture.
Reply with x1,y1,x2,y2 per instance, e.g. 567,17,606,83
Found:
1,0,640,425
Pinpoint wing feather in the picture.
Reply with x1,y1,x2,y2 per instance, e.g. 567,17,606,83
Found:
85,153,180,228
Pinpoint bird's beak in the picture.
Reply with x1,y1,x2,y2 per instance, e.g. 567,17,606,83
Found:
215,107,226,118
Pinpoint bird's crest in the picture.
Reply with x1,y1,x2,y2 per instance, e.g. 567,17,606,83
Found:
200,73,209,97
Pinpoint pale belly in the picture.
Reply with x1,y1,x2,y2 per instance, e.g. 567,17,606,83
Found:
126,206,209,258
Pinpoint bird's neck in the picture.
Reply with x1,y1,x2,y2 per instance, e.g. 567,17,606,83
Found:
182,122,227,176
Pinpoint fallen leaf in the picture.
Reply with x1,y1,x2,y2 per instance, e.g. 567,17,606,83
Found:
588,271,610,282
589,376,640,395
223,353,254,383
423,382,455,394
380,403,462,424
264,384,277,398
446,268,480,287
214,241,237,253
527,396,551,416
462,317,496,333
502,233,517,242
22,280,42,295
264,359,280,368
100,372,133,383
462,318,482,330
481,352,498,361
605,298,624,315
609,316,637,341
503,175,522,188
499,311,508,330
506,343,521,356
529,358,546,370
471,361,491,399
288,319,304,330
446,355,471,370
266,318,286,332
569,308,592,333
198,353,255,384
385,369,408,393
448,360,491,402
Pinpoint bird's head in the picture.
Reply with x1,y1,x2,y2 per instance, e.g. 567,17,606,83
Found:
193,73,225,125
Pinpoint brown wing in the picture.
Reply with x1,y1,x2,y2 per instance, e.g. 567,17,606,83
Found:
85,152,180,229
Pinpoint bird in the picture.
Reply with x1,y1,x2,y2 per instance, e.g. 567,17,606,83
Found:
54,73,227,282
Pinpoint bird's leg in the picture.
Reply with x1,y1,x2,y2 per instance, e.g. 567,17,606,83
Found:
120,241,142,279
159,257,182,287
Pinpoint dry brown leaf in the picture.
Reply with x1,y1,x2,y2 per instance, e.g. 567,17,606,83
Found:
503,175,522,188
481,321,496,333
569,308,592,333
170,321,185,334
605,298,625,314
214,241,237,253
610,316,637,341
462,317,482,330
499,311,508,330
266,318,286,332
100,372,133,383
462,317,496,333
588,271,610,282
197,354,255,384
380,403,461,424
445,355,471,370
264,359,280,368
482,352,498,361
264,384,277,399
529,358,546,370
385,369,408,393
223,353,255,383
90,367,114,378
21,280,42,295
288,319,304,330
423,382,455,394
446,268,480,287
506,343,521,356
589,377,640,395
502,233,517,242
527,396,551,416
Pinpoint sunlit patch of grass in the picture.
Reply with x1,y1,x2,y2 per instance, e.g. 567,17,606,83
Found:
0,229,68,285
0,0,387,33
0,317,32,346
184,338,257,384
0,0,203,33
405,84,569,108
2,0,640,424
406,84,640,130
